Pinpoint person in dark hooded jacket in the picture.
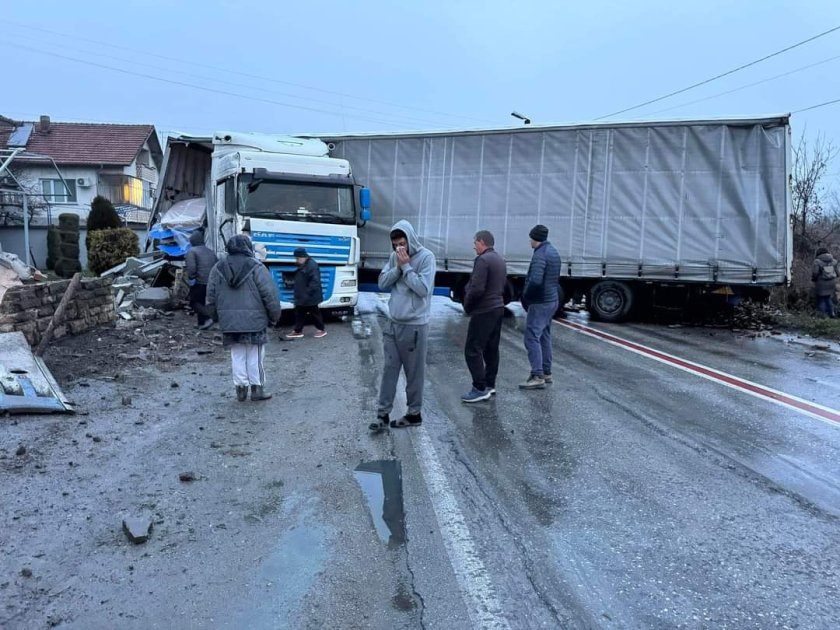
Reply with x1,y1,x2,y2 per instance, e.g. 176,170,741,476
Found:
185,229,218,329
206,234,283,402
286,247,326,338
812,247,839,318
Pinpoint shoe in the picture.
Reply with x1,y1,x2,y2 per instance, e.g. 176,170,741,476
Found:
487,387,496,396
543,374,553,384
198,320,214,330
235,386,248,402
285,331,304,339
314,330,328,338
250,385,272,401
369,414,390,432
462,387,491,403
391,413,422,428
519,375,546,390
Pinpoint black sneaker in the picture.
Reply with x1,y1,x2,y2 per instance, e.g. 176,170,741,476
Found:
369,414,389,432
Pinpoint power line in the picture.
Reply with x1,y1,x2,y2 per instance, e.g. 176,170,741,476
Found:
793,97,840,113
644,54,840,116
4,18,495,126
0,31,459,129
595,24,840,120
0,40,432,129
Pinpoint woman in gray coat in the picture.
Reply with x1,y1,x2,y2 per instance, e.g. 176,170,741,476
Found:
207,235,283,401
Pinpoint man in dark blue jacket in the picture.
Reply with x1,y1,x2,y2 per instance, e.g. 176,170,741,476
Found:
520,224,560,390
286,247,326,339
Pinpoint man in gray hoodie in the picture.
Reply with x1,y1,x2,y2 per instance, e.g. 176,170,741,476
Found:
370,220,436,431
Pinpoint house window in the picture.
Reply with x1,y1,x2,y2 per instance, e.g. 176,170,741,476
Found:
41,178,77,203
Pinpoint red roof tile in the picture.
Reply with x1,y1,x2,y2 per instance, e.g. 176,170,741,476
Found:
0,120,156,166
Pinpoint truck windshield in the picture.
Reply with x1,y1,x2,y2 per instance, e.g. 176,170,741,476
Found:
238,178,355,225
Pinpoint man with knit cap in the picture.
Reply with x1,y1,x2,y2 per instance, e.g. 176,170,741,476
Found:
520,224,561,390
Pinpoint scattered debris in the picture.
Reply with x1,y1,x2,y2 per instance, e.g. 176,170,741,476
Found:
179,471,198,482
122,396,132,406
122,517,153,544
134,287,172,310
0,331,74,414
16,444,26,456
20,567,32,578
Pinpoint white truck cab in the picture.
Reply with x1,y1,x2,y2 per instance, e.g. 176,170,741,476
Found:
151,131,371,313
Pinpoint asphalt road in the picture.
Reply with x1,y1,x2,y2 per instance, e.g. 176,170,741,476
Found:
1,297,839,629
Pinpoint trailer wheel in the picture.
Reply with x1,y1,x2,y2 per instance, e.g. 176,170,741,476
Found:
590,281,633,322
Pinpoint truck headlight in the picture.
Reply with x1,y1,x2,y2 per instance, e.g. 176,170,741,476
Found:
341,279,357,287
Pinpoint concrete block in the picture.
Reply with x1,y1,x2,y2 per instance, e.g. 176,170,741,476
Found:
134,287,171,309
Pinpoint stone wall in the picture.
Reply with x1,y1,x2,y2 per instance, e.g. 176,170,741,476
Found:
0,277,115,346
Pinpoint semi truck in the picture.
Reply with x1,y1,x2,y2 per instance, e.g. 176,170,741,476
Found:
323,115,793,321
147,132,370,313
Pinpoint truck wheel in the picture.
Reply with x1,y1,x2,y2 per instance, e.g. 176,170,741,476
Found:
590,281,633,322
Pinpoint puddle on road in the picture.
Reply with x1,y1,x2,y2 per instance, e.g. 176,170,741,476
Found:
354,460,406,549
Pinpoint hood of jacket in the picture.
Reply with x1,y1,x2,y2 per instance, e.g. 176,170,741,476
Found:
220,235,260,288
817,252,837,264
189,230,205,247
391,219,425,258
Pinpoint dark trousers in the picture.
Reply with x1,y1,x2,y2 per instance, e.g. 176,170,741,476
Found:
816,294,836,318
294,305,325,332
464,308,503,390
189,283,210,325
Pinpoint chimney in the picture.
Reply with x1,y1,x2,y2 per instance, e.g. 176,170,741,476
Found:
40,115,50,132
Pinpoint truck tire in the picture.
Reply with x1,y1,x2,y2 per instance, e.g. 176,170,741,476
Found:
590,280,634,322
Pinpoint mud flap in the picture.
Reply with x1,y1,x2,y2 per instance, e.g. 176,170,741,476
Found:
0,332,74,414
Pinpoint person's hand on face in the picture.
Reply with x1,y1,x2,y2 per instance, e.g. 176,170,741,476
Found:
393,237,410,266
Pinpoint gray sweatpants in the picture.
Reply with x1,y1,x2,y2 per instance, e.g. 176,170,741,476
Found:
377,320,429,416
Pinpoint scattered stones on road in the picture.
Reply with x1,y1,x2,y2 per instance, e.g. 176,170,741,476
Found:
15,445,26,456
122,395,132,406
122,517,153,544
20,567,32,578
179,471,198,482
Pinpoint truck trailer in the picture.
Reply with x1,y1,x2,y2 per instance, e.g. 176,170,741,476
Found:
324,115,792,321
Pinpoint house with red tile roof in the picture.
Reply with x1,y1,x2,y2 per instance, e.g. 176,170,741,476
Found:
0,114,162,225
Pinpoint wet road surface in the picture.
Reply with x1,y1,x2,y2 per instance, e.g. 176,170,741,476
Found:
1,299,839,628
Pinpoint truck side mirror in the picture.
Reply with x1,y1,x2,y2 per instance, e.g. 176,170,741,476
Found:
359,188,371,223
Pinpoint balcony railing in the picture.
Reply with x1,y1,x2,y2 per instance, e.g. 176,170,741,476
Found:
97,175,155,224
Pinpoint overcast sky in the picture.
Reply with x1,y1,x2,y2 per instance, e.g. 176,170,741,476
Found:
3,0,840,165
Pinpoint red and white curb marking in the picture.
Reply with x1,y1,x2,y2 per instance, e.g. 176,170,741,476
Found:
554,319,840,428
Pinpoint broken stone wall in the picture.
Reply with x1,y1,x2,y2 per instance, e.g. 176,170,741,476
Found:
0,278,115,345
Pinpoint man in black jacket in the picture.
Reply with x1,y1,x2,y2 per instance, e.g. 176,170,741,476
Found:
185,229,217,329
462,230,507,403
286,247,326,339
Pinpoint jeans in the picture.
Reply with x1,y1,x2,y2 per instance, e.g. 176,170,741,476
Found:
465,308,503,390
816,295,836,318
524,300,558,377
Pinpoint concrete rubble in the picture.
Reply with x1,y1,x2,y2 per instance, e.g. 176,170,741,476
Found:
105,254,189,321
122,516,153,544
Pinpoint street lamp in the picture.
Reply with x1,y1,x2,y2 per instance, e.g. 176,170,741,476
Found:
510,111,531,125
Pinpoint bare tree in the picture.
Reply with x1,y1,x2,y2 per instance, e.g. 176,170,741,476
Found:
0,168,51,226
791,132,837,253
